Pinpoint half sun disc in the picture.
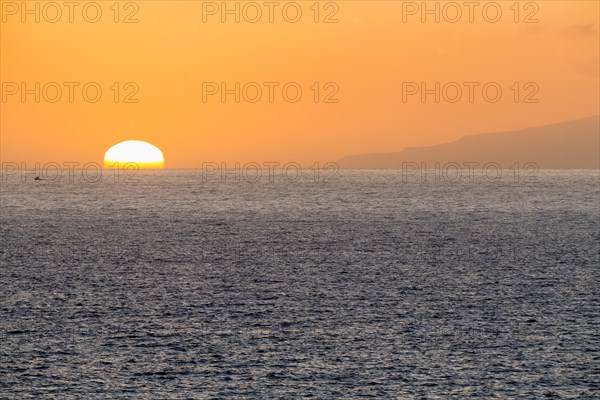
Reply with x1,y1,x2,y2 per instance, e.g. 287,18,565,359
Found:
104,140,165,169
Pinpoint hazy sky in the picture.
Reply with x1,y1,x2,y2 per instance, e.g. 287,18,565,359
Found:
1,1,598,167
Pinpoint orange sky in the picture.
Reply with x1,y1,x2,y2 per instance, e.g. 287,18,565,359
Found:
1,1,598,168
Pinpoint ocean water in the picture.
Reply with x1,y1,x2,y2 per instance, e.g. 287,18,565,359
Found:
1,169,599,399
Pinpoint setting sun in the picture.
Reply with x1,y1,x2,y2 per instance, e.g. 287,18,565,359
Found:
1,1,599,398
103,140,165,169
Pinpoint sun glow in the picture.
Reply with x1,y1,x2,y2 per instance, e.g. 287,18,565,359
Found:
104,140,165,169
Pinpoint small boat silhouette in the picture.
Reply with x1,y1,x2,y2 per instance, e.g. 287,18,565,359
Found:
34,176,44,181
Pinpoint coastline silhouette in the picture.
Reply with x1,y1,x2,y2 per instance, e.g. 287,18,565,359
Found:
338,115,600,169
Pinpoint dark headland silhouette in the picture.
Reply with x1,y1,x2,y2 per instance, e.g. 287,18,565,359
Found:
338,115,599,169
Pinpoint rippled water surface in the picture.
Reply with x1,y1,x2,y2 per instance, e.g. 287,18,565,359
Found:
1,170,599,399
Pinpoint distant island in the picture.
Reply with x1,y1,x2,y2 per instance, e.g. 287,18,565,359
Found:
338,115,600,169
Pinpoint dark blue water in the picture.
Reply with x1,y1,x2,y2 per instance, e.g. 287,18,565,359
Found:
1,170,599,398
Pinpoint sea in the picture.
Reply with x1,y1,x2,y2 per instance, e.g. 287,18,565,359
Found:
1,169,599,399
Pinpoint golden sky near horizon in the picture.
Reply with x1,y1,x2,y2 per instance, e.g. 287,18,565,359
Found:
1,0,599,167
